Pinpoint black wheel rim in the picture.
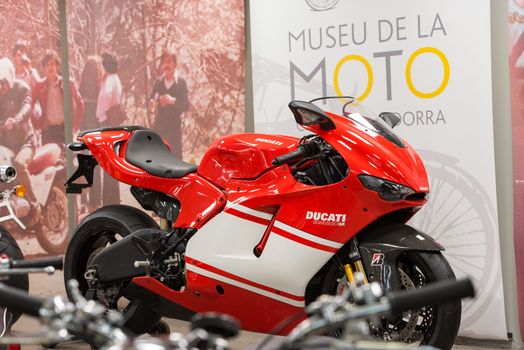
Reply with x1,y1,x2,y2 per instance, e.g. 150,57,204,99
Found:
74,229,134,316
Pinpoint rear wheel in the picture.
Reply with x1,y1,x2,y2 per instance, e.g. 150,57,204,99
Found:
63,205,161,334
320,251,460,350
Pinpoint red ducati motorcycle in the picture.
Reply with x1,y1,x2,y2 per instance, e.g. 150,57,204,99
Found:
64,98,460,349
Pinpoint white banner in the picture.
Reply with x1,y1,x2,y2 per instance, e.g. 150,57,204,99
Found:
250,0,506,339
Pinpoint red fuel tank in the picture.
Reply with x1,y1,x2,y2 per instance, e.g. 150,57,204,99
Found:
198,134,299,189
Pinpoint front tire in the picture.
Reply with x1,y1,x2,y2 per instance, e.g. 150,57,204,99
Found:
63,205,161,335
320,251,460,350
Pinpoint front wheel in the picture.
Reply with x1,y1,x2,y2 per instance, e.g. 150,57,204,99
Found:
321,251,461,350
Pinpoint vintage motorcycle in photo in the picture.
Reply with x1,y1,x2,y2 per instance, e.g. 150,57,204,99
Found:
64,97,460,350
0,165,29,330
0,141,69,254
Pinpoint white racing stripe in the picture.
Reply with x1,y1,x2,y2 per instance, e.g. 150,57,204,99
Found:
225,201,274,221
226,202,344,250
187,264,305,307
187,202,342,298
273,221,343,249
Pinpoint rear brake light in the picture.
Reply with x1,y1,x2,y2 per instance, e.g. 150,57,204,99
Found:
68,142,87,151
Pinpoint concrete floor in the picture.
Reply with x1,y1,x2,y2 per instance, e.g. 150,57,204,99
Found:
6,272,510,349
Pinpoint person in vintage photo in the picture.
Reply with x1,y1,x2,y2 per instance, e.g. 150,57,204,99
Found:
32,49,84,145
79,55,102,211
97,52,122,206
0,58,37,212
149,49,188,158
96,52,122,126
11,40,40,92
80,56,102,131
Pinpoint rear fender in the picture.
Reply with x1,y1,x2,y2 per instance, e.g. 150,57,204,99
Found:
357,223,443,290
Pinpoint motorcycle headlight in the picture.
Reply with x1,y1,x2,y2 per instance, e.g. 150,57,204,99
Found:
358,174,415,202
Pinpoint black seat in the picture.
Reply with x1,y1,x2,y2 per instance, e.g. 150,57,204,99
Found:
125,130,197,178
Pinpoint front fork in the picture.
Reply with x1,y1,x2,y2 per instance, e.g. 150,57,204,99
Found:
343,238,368,286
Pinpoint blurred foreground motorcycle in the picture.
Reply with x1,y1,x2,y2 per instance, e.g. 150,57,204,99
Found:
0,276,474,350
0,254,63,350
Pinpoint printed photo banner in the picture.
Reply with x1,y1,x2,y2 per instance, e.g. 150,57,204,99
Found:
0,0,246,295
250,0,506,339
0,1,68,256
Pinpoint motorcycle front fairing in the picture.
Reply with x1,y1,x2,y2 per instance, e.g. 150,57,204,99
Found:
299,109,440,289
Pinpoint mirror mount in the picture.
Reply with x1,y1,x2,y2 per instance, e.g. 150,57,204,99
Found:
379,112,401,129
288,101,336,131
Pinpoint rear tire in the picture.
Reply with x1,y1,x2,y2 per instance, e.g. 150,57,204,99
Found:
319,251,460,350
0,226,29,324
63,205,161,335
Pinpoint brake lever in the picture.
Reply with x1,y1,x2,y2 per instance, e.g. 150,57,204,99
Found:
0,266,55,277
0,256,55,279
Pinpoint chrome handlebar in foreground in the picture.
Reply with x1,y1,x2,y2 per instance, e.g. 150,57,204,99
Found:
0,280,128,349
0,276,474,350
282,278,474,350
0,255,64,279
0,279,236,350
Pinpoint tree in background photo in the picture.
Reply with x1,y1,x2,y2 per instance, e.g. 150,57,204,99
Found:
66,0,245,215
66,0,245,161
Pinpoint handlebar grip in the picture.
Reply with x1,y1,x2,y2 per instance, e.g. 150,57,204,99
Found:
272,148,306,166
388,278,475,315
0,283,44,317
11,256,64,270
